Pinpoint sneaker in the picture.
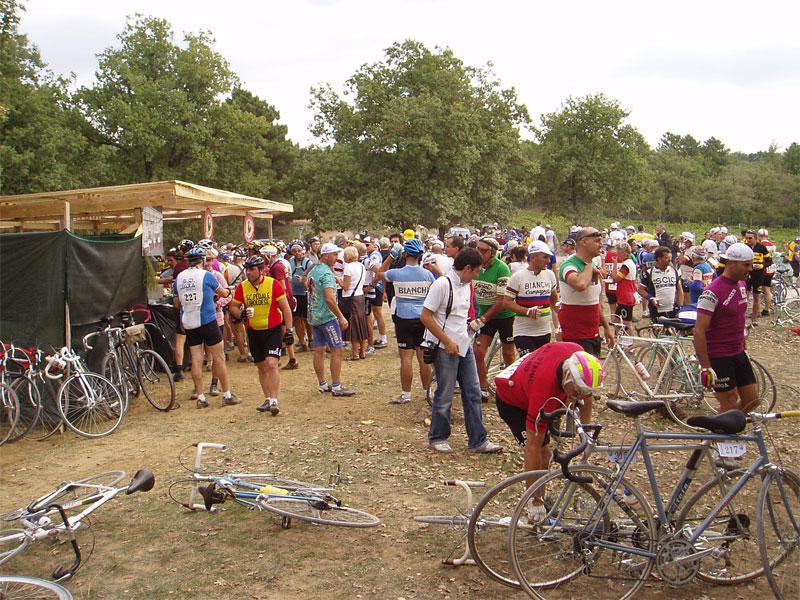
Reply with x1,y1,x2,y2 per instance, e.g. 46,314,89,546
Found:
237,355,249,363
225,342,235,352
318,384,332,393
364,347,376,356
190,392,200,400
429,439,453,453
269,398,279,416
282,359,299,370
390,395,411,404
527,502,547,524
470,439,503,454
373,340,387,349
295,344,308,353
205,361,213,372
331,386,356,397
222,394,241,406
209,383,220,396
247,353,255,362
173,369,184,382
256,399,271,413
761,309,770,317
196,398,209,409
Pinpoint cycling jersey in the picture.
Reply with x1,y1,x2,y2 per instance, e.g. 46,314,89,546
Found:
615,259,637,305
384,265,435,319
603,249,618,292
289,256,312,297
696,275,747,358
504,268,557,337
762,241,777,275
174,267,220,330
474,257,514,320
689,262,714,304
232,276,287,330
559,255,602,340
640,265,679,313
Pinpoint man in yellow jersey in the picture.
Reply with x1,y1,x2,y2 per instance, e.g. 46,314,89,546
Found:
230,255,294,416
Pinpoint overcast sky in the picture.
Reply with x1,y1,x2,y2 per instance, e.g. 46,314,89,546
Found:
18,0,800,154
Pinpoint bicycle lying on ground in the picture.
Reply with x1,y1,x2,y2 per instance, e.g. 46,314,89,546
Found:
0,575,73,599
169,443,380,528
0,470,155,581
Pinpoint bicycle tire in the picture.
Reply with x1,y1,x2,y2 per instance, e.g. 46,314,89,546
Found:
5,374,42,443
674,467,765,583
259,496,380,527
413,514,470,527
137,350,175,411
0,575,73,599
101,351,129,415
757,467,800,600
0,529,29,566
751,357,777,413
508,466,655,600
467,470,548,589
119,344,141,400
601,351,622,399
0,382,20,446
57,372,124,438
661,360,714,429
24,375,64,442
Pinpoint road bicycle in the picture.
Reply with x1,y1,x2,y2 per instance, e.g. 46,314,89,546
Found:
773,297,800,328
0,344,43,444
0,470,154,580
43,346,125,438
506,401,800,600
169,443,380,528
0,382,19,446
0,576,73,599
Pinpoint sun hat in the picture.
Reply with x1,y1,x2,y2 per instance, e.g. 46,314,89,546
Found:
725,242,755,262
528,240,554,256
403,229,415,240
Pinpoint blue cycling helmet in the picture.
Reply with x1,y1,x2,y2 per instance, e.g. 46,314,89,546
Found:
187,247,206,262
404,238,425,257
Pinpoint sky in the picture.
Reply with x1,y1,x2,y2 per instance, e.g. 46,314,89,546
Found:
17,0,800,154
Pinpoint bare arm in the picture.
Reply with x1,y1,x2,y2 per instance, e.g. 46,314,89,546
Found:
693,311,712,368
564,263,598,292
276,296,293,331
323,286,348,331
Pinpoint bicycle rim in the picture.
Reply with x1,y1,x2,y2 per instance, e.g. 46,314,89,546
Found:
137,350,175,411
675,467,765,583
0,576,73,599
260,496,380,527
750,357,776,412
101,352,129,415
601,352,622,400
57,373,124,438
6,374,41,443
508,466,655,600
0,382,20,445
662,363,713,429
758,468,800,600
24,375,64,442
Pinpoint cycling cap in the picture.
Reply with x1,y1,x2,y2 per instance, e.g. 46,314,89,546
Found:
690,246,707,260
644,238,659,248
179,239,194,252
197,238,213,249
566,351,604,394
260,244,278,256
506,239,518,250
720,226,728,233
724,234,738,246
422,252,437,265
404,238,425,257
403,228,416,240
710,227,720,234
219,252,230,261
320,242,339,254
527,240,553,256
429,238,443,249
757,228,767,236
725,242,755,262
243,255,265,269
480,236,500,251
362,236,378,245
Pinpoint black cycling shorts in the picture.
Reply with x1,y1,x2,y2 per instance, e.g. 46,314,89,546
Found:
763,274,774,287
247,326,283,363
561,335,602,358
514,334,551,357
605,291,618,305
393,316,425,350
747,270,765,294
478,315,515,344
186,321,223,348
615,304,635,323
709,351,757,393
494,396,550,448
292,295,308,319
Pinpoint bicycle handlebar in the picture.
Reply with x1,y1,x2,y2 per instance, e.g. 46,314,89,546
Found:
539,407,592,484
42,503,81,581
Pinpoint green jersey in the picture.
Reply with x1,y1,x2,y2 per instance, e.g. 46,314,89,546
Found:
306,262,337,326
474,257,515,319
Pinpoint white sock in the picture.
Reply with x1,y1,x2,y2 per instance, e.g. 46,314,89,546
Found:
223,391,232,399
401,391,411,401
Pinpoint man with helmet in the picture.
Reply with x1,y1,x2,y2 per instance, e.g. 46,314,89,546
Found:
695,243,760,414
225,248,250,361
743,229,772,322
262,244,298,370
379,237,436,404
174,247,240,408
473,236,516,401
230,254,294,416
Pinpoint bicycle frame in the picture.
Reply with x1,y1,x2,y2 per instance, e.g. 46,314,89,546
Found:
608,335,696,401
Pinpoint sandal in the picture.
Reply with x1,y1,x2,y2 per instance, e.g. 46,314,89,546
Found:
344,356,360,361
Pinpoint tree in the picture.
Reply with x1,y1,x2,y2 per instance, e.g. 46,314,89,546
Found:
534,94,650,215
306,40,531,230
646,132,704,219
784,142,800,176
0,0,89,194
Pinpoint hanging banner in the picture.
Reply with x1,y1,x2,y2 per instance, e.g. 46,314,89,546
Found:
203,208,214,240
141,206,164,256
243,213,255,243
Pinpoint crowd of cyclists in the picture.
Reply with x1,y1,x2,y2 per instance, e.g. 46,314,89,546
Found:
155,220,799,463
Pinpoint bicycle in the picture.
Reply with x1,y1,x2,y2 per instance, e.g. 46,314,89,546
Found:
0,470,155,580
43,346,125,438
0,344,41,443
506,401,800,600
0,576,73,599
0,382,20,446
169,443,380,528
774,297,800,328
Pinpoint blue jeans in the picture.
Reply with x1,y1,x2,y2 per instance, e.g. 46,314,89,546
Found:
428,346,488,450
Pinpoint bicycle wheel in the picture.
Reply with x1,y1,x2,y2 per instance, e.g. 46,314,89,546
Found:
508,466,655,600
5,374,41,443
661,361,714,429
413,514,470,526
0,576,72,599
467,471,547,588
601,352,622,399
0,382,20,446
777,297,800,327
0,529,29,566
675,467,765,583
750,357,777,412
101,351,129,414
137,350,175,411
758,467,800,600
259,496,380,527
57,372,124,438
24,375,63,442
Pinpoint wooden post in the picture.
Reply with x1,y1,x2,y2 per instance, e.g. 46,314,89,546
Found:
63,200,72,350
267,215,273,240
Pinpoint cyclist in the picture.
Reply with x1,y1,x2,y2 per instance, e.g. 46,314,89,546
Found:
743,229,772,322
694,243,759,414
785,235,800,284
288,241,313,352
473,236,516,401
603,242,618,316
610,243,637,336
495,345,603,519
687,246,714,305
503,240,560,356
230,255,294,416
758,229,776,315
638,246,684,319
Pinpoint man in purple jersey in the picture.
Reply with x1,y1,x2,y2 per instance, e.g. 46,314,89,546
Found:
694,243,758,414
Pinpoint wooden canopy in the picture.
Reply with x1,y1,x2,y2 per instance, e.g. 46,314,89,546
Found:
0,180,293,236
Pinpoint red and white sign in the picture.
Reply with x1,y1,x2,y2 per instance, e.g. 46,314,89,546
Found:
243,213,255,243
203,208,214,240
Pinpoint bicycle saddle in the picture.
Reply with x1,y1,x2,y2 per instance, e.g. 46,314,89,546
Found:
606,400,665,417
198,483,229,511
686,410,747,435
655,317,695,331
126,469,156,494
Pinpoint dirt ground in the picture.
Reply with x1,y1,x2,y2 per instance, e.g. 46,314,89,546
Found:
1,319,798,599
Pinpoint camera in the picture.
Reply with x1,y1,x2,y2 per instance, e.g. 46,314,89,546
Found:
422,340,439,364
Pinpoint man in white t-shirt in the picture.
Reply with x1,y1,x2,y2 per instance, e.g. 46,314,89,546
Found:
429,239,453,274
609,222,625,244
503,241,560,356
531,220,546,242
544,225,558,253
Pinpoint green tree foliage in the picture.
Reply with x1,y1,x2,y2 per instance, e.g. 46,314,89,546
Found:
0,0,89,194
302,40,533,230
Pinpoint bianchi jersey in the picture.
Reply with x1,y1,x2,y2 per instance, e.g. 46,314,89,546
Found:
384,265,436,319
505,268,557,337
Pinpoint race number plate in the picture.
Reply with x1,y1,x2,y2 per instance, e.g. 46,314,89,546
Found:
606,451,638,465
716,442,747,458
